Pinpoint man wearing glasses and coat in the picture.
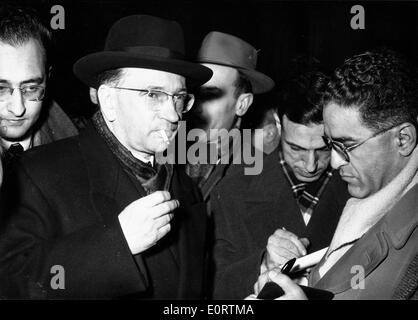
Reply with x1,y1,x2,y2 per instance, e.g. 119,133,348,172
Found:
0,14,212,299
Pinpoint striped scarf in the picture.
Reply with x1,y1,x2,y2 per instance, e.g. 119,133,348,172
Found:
278,149,333,213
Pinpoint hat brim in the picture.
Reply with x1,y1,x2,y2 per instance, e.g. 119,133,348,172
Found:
74,52,213,89
240,68,275,94
198,60,275,94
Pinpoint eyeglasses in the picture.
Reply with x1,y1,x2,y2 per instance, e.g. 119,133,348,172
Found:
322,125,397,163
112,87,195,114
0,85,46,102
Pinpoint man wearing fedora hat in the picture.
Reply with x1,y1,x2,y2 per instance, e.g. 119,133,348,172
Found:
184,31,275,204
0,15,212,299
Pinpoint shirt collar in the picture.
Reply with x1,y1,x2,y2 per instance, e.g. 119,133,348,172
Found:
1,134,33,151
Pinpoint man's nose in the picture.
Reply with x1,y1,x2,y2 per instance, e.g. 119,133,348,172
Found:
304,151,318,173
330,149,347,169
7,89,26,117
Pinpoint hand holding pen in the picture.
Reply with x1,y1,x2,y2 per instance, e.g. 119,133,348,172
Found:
261,227,310,272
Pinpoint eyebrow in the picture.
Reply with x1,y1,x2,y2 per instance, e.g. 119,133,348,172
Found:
286,140,329,151
285,140,307,150
0,77,45,86
196,86,226,96
200,86,222,91
147,85,187,92
331,136,357,144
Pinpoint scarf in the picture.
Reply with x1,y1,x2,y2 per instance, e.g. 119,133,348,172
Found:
92,111,173,194
279,148,333,216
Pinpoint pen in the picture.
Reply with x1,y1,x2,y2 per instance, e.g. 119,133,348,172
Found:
281,257,296,275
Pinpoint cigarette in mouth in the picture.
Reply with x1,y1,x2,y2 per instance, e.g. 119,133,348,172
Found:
160,130,169,144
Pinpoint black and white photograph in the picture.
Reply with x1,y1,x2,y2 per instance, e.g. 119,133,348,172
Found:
0,0,416,310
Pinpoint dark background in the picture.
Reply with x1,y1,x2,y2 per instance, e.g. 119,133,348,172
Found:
6,0,418,122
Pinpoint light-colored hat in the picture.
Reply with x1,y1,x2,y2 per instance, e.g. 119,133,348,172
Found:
197,31,275,93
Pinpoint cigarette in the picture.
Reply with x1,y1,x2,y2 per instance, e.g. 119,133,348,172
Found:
160,130,169,144
291,247,328,272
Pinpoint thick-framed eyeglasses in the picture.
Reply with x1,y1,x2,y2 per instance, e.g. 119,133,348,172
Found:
0,85,46,102
112,87,195,114
322,124,398,163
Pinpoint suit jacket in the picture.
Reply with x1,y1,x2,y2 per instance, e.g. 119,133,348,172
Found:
211,150,349,299
0,123,207,299
309,183,418,300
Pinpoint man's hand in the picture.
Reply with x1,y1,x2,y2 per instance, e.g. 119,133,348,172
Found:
246,268,307,300
118,191,179,255
269,270,307,300
253,269,271,296
262,228,310,271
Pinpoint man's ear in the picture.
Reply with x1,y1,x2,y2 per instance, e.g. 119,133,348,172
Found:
396,122,417,156
273,111,282,137
89,88,98,105
97,85,116,122
235,92,254,117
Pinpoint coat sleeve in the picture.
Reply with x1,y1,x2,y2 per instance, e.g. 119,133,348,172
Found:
0,164,147,299
211,188,264,299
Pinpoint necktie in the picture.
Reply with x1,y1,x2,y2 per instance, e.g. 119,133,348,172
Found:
8,143,24,158
4,143,24,166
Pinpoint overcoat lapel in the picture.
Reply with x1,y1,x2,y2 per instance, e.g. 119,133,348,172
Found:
78,124,139,225
77,124,156,288
309,231,388,293
172,176,207,298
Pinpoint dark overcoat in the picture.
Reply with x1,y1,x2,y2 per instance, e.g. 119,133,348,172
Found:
0,123,207,299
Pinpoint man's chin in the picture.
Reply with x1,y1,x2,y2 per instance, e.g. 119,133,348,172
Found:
347,183,370,199
153,143,169,154
0,126,31,142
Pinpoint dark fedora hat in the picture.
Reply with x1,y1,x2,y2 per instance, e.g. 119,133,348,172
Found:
197,31,275,94
73,15,212,89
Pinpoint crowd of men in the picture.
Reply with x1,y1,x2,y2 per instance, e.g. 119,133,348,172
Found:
0,5,416,299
